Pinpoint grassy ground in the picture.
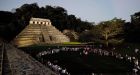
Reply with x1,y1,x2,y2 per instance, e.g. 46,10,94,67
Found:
62,42,81,45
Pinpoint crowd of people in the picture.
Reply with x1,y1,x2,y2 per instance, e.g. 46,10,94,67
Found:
47,61,70,75
83,47,140,74
37,45,140,75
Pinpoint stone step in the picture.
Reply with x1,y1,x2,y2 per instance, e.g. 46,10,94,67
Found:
15,18,70,47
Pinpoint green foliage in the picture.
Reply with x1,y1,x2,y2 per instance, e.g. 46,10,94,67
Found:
0,11,18,40
0,3,93,41
0,3,140,44
125,12,140,42
79,29,97,42
15,3,93,32
98,18,124,39
98,18,125,46
80,18,125,46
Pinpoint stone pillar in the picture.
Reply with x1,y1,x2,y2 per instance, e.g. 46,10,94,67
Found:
46,22,48,25
38,21,41,24
35,21,37,24
42,22,45,25
49,22,51,25
30,21,33,24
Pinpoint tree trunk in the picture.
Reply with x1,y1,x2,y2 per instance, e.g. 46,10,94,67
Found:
106,40,109,47
105,33,108,47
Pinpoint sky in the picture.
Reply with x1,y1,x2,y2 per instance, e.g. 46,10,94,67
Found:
0,0,140,23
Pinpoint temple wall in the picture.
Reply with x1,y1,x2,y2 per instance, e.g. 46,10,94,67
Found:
15,18,70,47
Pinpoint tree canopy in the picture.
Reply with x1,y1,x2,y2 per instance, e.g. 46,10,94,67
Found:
0,3,140,45
124,12,140,42
0,3,92,41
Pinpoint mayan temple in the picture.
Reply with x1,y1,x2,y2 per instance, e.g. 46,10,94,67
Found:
14,18,70,47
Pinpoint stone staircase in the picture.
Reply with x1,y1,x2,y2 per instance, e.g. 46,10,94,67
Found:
15,18,70,47
0,43,57,75
42,25,70,44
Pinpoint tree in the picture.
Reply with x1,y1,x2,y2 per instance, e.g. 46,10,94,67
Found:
0,11,22,41
0,3,94,41
96,18,125,46
126,12,140,42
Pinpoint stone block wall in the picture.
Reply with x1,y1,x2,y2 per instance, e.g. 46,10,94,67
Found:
14,18,70,47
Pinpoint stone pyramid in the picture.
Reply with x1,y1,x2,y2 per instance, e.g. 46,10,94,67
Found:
14,18,70,47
